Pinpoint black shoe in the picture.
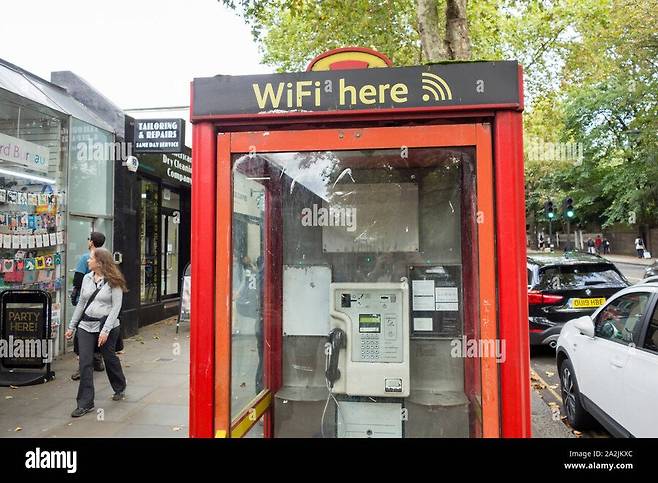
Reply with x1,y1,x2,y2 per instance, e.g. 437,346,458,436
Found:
112,392,125,401
71,371,80,381
93,360,105,372
71,407,94,418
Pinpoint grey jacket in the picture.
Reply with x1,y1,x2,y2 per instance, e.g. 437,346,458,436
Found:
68,272,122,334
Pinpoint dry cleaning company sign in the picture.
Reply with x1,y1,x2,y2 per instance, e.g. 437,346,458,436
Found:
134,119,185,153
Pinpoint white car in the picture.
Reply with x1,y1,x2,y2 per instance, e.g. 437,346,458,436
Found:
556,283,658,437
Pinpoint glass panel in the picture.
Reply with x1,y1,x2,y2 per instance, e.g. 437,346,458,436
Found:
595,293,651,346
165,215,179,295
231,147,481,438
69,119,113,216
643,305,658,352
231,172,265,419
65,217,94,328
92,217,113,252
162,188,180,210
140,180,159,304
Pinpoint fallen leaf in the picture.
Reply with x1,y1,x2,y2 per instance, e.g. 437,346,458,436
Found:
172,426,181,432
240,382,246,388
68,423,73,426
549,384,559,390
153,336,160,340
9,385,18,389
545,371,555,377
14,427,22,432
5,396,13,400
573,430,582,437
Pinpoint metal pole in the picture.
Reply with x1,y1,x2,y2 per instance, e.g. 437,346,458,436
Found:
548,220,553,251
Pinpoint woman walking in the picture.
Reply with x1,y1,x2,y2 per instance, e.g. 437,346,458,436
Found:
65,247,127,417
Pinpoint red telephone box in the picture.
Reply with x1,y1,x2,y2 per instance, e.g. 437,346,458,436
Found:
189,48,530,438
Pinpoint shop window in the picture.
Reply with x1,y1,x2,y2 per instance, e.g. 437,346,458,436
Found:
68,119,113,217
161,188,180,297
140,180,160,304
0,95,68,349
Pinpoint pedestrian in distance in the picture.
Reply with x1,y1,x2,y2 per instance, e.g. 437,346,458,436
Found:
635,236,645,259
595,235,602,254
586,237,596,254
603,238,611,254
65,247,128,417
70,231,106,380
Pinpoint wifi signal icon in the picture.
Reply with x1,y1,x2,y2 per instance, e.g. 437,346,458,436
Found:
421,72,453,102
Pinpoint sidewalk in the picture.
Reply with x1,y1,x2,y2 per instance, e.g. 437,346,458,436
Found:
531,389,575,438
0,317,189,438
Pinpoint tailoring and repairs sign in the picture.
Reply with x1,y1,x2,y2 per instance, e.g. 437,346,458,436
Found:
133,119,185,153
0,133,50,174
192,61,520,118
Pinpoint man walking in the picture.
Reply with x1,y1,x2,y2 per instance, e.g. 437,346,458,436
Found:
70,232,106,380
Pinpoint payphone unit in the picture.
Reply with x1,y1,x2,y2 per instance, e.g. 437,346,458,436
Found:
326,281,410,397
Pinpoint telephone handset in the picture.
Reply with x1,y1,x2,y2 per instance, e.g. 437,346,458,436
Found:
325,328,346,388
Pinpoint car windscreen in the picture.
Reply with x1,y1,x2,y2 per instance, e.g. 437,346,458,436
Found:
537,264,628,290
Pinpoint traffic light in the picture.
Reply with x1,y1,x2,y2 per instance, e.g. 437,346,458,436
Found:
563,197,575,219
544,200,555,220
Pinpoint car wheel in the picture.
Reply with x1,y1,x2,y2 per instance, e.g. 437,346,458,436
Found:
559,359,594,431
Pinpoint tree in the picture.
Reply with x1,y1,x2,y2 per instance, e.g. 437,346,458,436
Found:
415,0,471,61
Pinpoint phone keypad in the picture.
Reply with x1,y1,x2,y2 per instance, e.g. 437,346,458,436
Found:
360,339,380,359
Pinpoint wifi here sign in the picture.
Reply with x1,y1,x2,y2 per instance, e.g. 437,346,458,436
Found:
192,61,520,118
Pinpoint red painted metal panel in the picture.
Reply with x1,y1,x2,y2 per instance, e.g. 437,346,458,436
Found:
494,110,531,438
189,122,216,438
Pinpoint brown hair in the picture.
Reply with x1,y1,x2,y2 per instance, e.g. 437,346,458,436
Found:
91,247,128,292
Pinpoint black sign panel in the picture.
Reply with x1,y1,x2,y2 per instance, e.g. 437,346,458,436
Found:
1,291,51,369
192,61,519,118
138,148,192,187
134,118,186,153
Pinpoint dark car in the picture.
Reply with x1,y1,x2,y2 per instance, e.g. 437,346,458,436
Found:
527,252,630,348
644,260,658,278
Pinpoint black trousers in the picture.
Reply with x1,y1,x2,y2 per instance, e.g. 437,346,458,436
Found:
73,331,103,367
76,327,126,409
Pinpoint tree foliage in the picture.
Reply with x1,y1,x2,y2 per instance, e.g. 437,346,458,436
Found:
221,0,658,232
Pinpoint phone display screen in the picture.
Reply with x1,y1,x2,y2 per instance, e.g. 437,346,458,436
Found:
359,313,381,333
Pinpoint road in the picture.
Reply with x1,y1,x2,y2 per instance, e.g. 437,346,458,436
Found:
612,261,646,283
530,258,643,438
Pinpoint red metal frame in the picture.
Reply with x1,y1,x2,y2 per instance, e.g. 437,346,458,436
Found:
190,68,530,439
189,122,216,438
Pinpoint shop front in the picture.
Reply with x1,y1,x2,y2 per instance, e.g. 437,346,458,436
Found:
189,49,530,438
0,59,115,356
116,116,191,334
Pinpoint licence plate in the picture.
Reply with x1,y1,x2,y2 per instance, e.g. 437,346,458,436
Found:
571,297,606,308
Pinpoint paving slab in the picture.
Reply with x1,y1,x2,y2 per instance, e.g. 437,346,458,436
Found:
0,318,189,438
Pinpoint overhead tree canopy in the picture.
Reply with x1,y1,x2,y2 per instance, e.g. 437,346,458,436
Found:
222,0,658,232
